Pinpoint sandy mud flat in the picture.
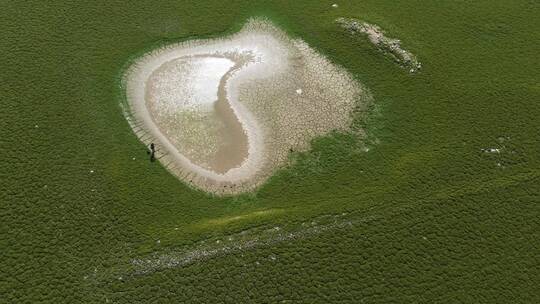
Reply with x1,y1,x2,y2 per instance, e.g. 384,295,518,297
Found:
124,18,367,194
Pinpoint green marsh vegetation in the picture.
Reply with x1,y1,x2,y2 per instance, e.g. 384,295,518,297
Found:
1,0,539,302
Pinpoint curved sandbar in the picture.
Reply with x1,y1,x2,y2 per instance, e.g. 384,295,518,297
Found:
124,18,367,194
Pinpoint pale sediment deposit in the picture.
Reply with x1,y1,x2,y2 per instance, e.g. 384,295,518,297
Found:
124,18,367,194
336,18,422,73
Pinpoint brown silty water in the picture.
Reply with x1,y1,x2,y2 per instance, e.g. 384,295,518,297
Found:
211,56,250,173
145,54,250,174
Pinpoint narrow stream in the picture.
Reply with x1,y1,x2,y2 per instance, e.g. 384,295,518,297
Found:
209,56,249,173
146,54,251,174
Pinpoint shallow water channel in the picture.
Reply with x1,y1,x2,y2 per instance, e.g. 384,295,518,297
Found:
146,54,250,174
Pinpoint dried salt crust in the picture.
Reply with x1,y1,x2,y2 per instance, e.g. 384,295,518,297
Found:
123,18,366,195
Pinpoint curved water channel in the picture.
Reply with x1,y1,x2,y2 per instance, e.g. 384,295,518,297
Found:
146,54,252,174
210,55,249,173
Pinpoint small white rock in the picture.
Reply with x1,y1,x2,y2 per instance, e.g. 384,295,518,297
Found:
296,88,303,95
90,170,94,173
332,3,338,8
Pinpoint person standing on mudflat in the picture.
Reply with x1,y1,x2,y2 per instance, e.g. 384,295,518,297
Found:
148,143,156,162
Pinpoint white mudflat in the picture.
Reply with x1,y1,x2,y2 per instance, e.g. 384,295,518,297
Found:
124,18,366,194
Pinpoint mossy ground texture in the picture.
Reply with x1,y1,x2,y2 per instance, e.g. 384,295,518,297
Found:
1,1,539,303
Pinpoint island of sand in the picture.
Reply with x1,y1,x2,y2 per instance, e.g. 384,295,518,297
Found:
123,18,367,195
